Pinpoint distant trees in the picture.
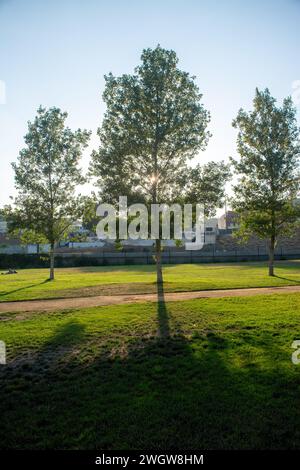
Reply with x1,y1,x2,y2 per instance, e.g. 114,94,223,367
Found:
231,89,300,276
81,195,99,233
8,107,90,280
13,229,47,254
90,45,211,285
185,161,231,217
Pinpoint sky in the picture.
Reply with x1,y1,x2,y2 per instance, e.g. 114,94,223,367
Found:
0,0,300,208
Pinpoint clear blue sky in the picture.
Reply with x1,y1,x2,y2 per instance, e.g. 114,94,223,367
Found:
0,0,299,206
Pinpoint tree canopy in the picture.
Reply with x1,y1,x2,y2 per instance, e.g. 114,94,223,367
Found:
231,88,300,275
9,106,91,279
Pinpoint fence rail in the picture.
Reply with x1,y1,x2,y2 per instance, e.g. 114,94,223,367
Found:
1,247,300,269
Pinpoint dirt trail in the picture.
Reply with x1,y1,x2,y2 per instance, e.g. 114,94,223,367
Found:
0,285,300,314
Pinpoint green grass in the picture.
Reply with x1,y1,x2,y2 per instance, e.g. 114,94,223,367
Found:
1,293,300,449
1,260,300,301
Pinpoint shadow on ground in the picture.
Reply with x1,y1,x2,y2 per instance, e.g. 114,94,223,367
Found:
0,279,51,298
274,275,299,283
1,290,300,450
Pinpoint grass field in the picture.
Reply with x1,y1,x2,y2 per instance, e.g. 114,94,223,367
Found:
1,292,300,449
1,260,300,302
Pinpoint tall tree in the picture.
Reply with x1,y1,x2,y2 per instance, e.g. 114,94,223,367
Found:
90,45,211,284
231,88,300,276
10,106,91,280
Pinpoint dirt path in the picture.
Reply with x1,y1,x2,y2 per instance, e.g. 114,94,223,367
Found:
0,285,300,313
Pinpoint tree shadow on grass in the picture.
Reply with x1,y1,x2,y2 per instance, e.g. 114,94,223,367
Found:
1,315,300,449
273,275,300,284
0,279,51,298
157,282,170,338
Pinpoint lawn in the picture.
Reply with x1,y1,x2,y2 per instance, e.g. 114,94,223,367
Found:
1,292,300,449
1,260,300,302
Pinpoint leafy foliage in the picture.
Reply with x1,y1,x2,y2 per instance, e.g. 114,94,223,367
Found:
9,107,91,278
231,88,300,273
185,161,231,217
90,45,211,206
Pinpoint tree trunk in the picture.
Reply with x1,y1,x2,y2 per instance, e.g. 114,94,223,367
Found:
268,235,275,277
49,242,55,280
155,239,163,285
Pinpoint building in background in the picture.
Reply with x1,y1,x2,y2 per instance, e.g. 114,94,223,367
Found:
203,218,219,244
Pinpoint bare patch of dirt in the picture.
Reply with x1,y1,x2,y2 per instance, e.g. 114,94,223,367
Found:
0,285,300,315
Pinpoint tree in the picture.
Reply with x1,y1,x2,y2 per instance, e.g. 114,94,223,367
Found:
10,107,91,280
231,88,300,276
90,45,211,285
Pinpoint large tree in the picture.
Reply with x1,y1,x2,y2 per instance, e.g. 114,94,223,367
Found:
90,45,211,284
231,88,300,276
9,106,91,280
